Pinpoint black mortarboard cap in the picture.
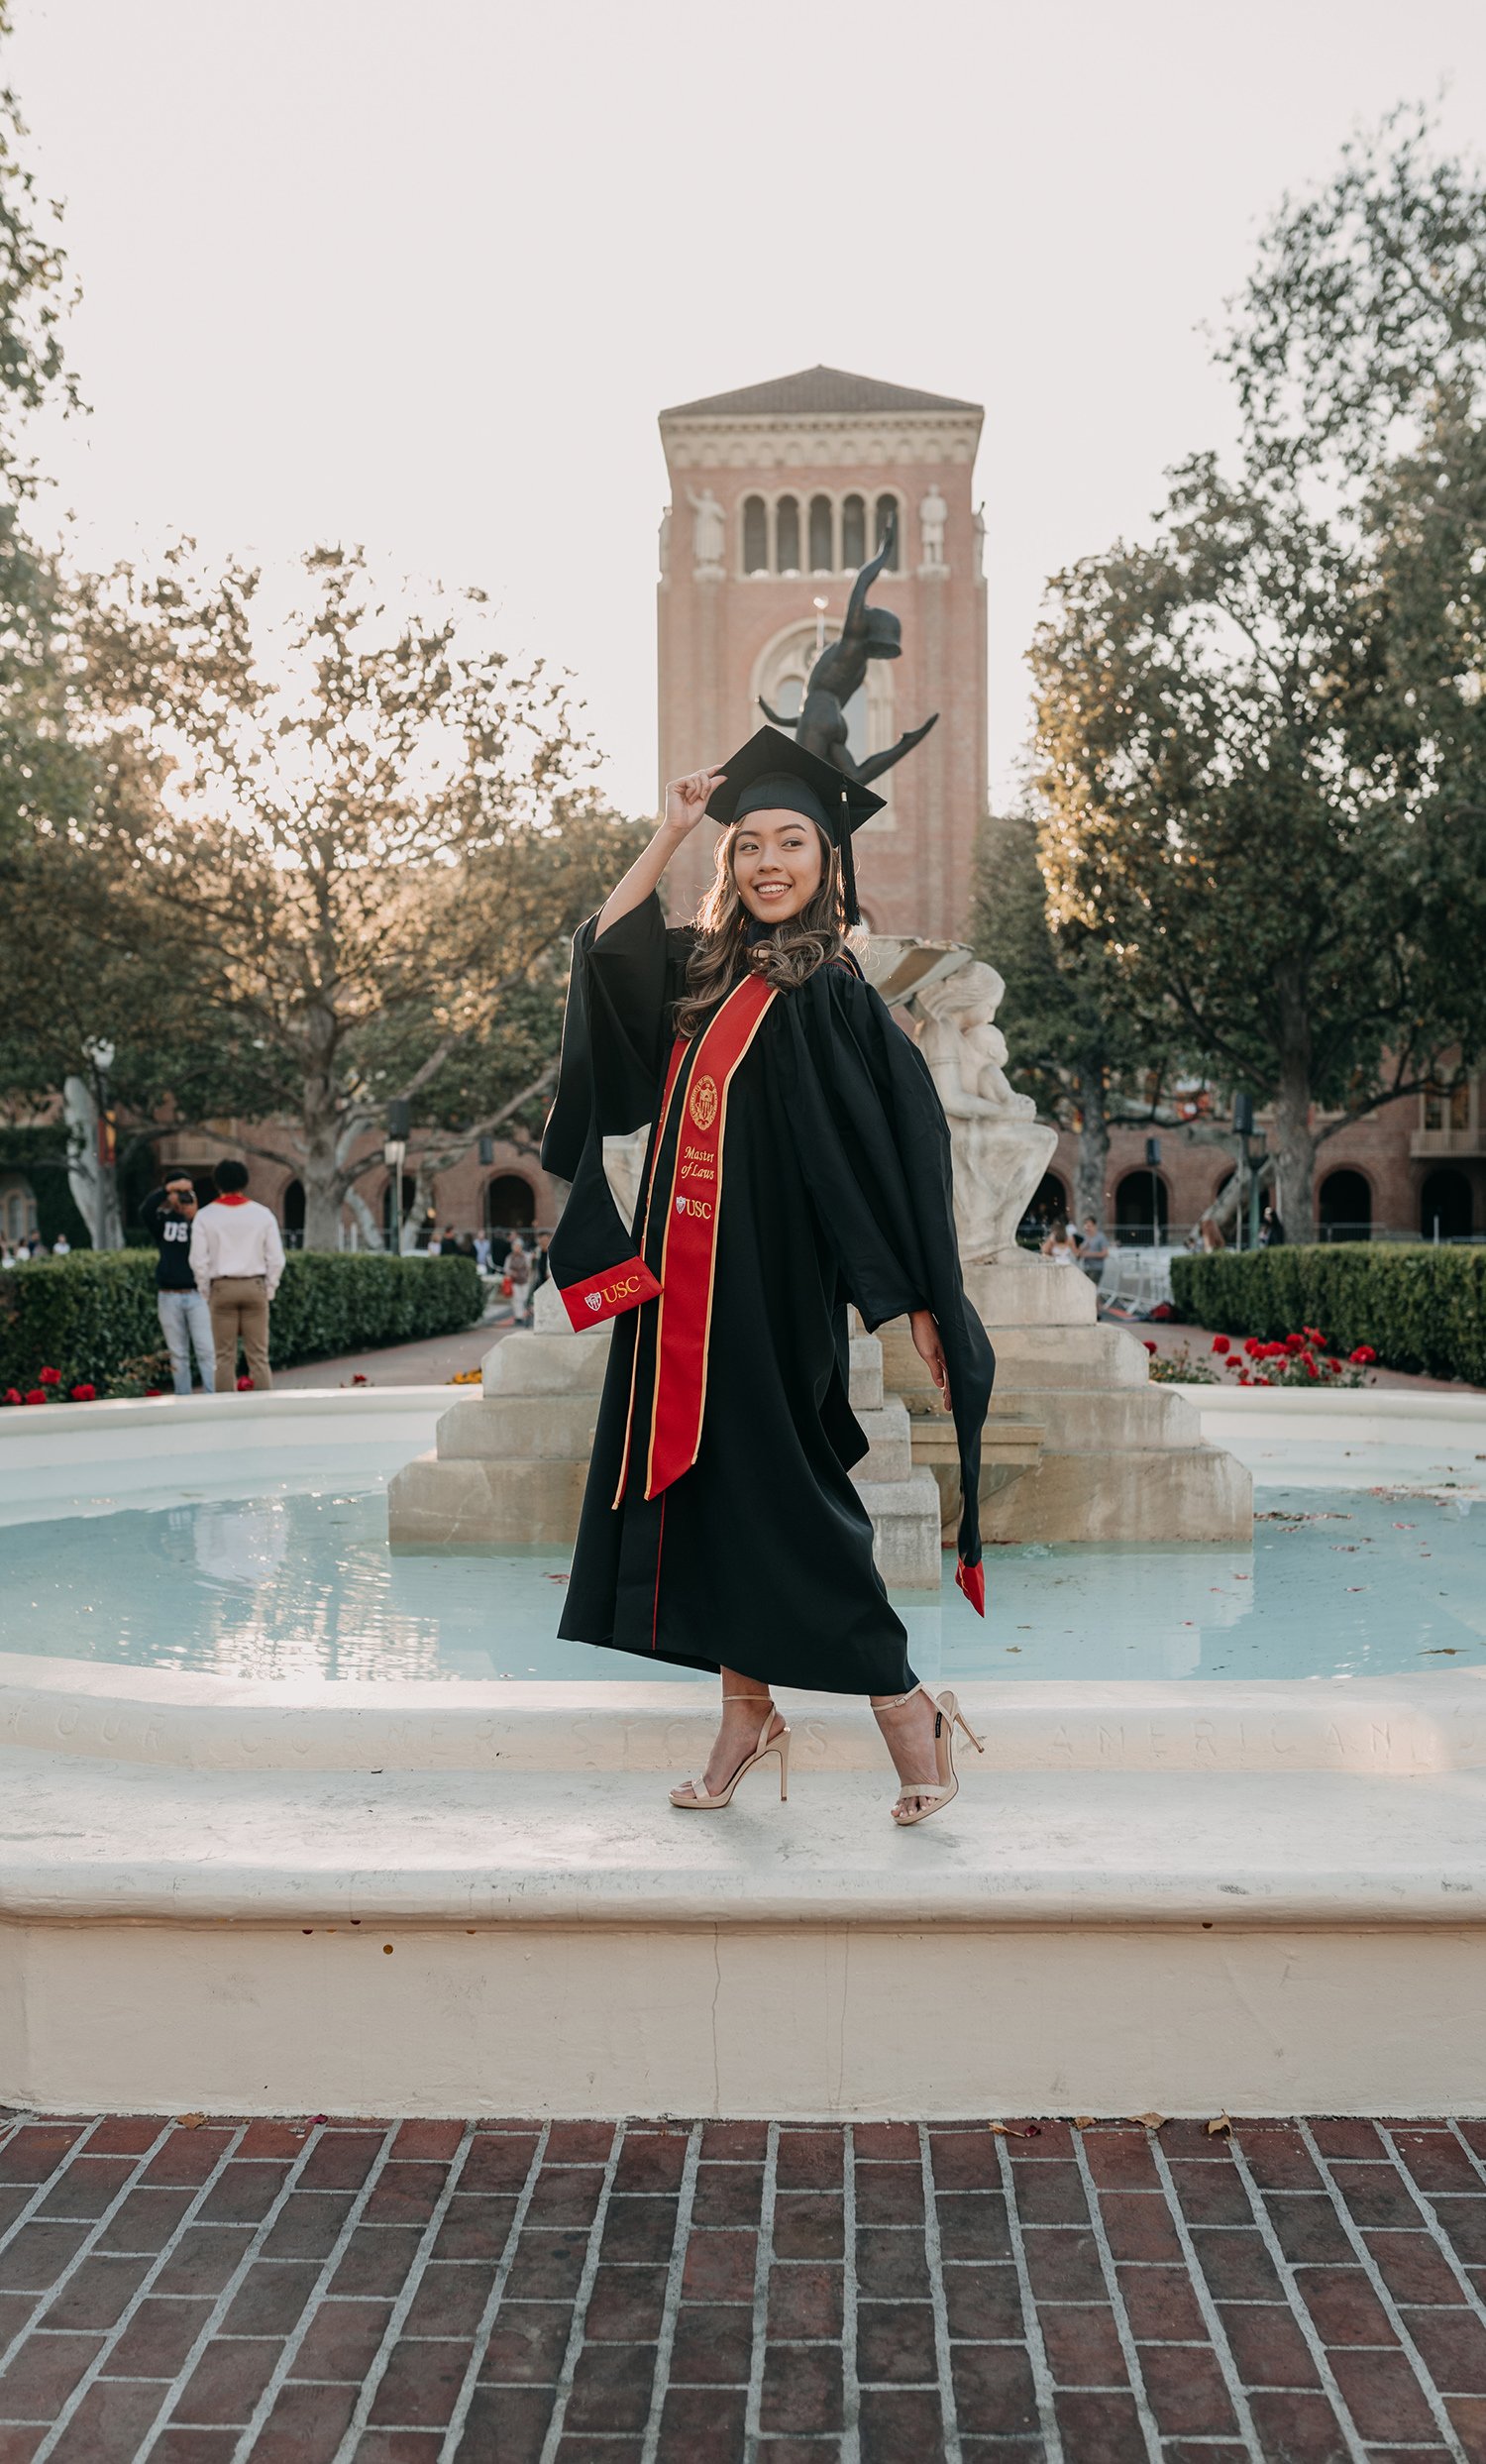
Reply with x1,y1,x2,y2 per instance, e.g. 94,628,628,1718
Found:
705,725,884,925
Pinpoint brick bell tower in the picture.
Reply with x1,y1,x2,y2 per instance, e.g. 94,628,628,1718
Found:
656,366,987,940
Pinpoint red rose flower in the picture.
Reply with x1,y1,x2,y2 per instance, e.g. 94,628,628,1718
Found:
23,1389,46,1405
236,1375,255,1391
1211,1335,1230,1354
69,1383,96,1402
1349,1344,1376,1365
144,1387,163,1397
1284,1333,1306,1353
3,1388,20,1406
1243,1337,1263,1357
38,1364,61,1385
1304,1357,1319,1378
1142,1339,1158,1354
1303,1326,1326,1346
1327,1359,1341,1374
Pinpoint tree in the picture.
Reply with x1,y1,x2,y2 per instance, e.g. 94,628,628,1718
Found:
1030,118,1486,1232
973,810,1188,1225
68,545,645,1246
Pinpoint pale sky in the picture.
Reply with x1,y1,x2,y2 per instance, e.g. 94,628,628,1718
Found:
10,0,1486,816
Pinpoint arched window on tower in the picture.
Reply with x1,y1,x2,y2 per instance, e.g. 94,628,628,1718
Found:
808,494,833,572
742,496,768,575
776,495,800,574
841,493,866,569
875,494,900,568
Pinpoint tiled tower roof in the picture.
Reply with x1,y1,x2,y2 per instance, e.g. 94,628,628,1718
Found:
661,366,979,420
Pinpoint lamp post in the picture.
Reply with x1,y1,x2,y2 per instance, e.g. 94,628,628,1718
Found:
81,1036,123,1249
383,1136,407,1252
1232,1093,1266,1249
384,1098,410,1253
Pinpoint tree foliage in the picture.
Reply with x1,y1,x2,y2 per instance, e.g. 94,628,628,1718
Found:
1030,114,1486,1232
972,811,1173,1224
30,544,647,1243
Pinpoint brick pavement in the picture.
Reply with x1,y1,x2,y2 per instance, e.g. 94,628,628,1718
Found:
4,2112,1486,2461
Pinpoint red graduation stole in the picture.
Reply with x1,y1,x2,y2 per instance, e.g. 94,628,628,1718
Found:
607,969,777,1504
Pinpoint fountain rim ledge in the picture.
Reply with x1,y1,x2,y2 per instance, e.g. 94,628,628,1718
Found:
3,1653,1485,1774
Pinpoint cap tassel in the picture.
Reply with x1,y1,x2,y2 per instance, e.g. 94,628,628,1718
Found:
838,791,861,927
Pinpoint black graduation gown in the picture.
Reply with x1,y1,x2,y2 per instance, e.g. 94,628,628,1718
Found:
539,894,995,1694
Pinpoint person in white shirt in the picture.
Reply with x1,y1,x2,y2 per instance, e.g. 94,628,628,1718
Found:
190,1159,286,1391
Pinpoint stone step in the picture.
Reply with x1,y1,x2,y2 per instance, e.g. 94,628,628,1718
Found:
848,1334,883,1412
853,1468,942,1590
439,1393,599,1463
986,1384,1205,1453
482,1323,883,1408
852,1400,912,1484
6,1741,1484,2114
880,1316,1152,1406
387,1450,590,1551
391,1378,930,1569
980,1443,1252,1546
482,1325,611,1399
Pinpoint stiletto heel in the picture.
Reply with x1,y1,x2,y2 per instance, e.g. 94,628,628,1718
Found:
671,1698,791,1812
950,1697,986,1758
874,1685,984,1826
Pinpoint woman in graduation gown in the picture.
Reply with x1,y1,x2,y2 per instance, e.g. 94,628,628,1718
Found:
540,727,995,1825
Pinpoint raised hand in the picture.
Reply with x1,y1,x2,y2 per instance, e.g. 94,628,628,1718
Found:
664,768,722,838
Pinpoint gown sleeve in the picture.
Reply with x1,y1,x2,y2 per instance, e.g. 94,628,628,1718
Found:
539,894,694,1329
771,967,997,1612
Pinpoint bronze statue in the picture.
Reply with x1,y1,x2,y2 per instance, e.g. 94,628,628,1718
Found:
759,513,938,785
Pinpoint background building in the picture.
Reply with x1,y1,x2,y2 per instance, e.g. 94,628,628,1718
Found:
656,367,987,939
1036,1072,1486,1246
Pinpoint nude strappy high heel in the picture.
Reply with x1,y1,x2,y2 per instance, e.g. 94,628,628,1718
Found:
875,1685,985,1826
670,1697,792,1811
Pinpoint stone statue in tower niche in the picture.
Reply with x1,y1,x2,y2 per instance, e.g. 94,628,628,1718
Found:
687,487,726,577
758,513,937,788
918,484,948,570
910,960,1055,1266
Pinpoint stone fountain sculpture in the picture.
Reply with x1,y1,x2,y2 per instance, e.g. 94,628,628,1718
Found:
388,487,1249,1558
910,959,1054,1267
758,512,938,789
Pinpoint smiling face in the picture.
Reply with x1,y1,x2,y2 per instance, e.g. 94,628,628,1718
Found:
729,808,825,924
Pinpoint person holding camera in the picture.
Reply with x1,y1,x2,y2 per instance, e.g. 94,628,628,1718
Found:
141,1175,217,1395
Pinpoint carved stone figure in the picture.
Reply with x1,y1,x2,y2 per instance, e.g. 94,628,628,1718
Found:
687,487,726,576
918,485,948,569
909,960,1055,1265
758,513,937,788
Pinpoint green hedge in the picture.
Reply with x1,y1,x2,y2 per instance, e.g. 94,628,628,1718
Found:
0,1249,482,1390
1169,1244,1486,1384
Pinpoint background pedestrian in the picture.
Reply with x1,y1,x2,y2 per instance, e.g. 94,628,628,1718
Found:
190,1160,285,1392
1075,1215,1110,1284
141,1174,217,1393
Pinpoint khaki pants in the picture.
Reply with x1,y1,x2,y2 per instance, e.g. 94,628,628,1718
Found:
209,1276,272,1391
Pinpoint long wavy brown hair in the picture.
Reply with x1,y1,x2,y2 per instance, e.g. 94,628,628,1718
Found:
674,819,850,1039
